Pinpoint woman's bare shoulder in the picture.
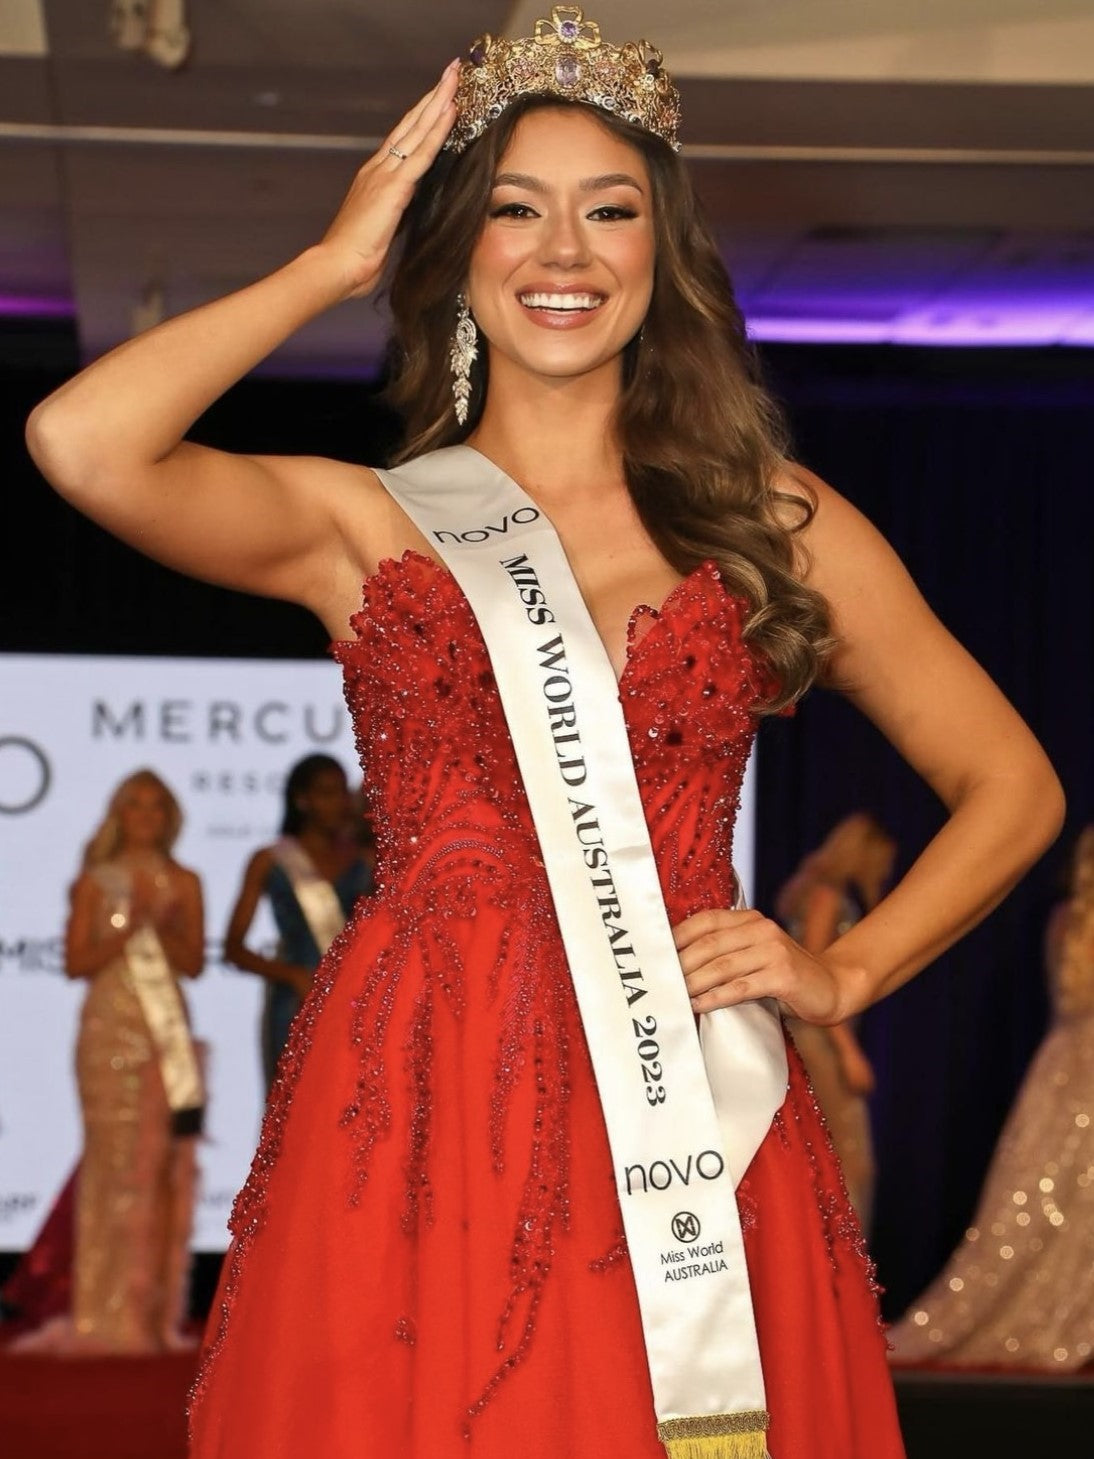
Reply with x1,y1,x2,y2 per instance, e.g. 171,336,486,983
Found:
256,454,383,538
772,462,913,607
243,844,278,880
774,462,868,540
69,867,100,900
259,456,415,635
319,456,442,567
166,859,203,891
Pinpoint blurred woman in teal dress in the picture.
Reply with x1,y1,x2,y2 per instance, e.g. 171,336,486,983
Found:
224,755,373,1088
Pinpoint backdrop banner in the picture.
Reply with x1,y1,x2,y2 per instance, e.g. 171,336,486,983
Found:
0,653,356,1250
0,650,755,1252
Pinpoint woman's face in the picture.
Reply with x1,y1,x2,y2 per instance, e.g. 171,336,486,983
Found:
297,768,350,835
117,781,170,851
467,107,655,393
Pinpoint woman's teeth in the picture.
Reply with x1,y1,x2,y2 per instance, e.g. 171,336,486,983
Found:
519,292,603,311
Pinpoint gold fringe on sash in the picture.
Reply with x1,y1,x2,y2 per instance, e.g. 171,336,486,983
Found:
658,1411,770,1459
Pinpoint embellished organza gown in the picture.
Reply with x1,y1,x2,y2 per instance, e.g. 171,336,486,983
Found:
189,552,904,1458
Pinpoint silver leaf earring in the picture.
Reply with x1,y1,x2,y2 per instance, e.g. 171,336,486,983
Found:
449,294,478,427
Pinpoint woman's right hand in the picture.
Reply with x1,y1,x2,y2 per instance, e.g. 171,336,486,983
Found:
318,59,460,300
26,59,462,628
128,868,161,929
285,965,314,999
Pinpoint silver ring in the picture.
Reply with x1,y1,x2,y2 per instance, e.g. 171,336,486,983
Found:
388,145,408,161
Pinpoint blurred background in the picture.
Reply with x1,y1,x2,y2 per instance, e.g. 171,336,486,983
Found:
1,3,1092,1453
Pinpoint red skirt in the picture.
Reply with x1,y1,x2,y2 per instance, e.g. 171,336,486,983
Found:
189,891,904,1459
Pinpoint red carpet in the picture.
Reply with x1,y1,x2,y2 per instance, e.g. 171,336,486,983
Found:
0,1350,198,1459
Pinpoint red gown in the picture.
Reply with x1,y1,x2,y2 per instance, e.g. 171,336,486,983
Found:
189,552,905,1459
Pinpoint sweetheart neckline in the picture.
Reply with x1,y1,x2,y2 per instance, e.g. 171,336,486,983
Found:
331,549,735,690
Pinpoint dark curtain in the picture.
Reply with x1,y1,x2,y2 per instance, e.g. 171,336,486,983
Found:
4,328,1092,1315
756,345,1094,1316
2,320,402,659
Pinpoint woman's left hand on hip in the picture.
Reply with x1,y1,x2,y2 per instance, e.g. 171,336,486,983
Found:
673,907,847,1023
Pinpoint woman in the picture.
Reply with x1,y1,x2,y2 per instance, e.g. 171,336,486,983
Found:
26,9,1061,1456
889,826,1094,1370
224,753,372,1088
13,770,205,1355
776,813,897,1228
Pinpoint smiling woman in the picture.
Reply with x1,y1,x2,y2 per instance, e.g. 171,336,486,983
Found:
474,132,654,356
23,7,1062,1459
388,94,830,706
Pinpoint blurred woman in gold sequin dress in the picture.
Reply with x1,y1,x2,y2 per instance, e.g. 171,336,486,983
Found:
889,825,1094,1369
12,770,205,1355
777,814,896,1229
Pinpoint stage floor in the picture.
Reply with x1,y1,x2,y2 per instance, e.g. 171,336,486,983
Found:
0,1348,197,1459
0,1349,1090,1458
894,1364,1093,1457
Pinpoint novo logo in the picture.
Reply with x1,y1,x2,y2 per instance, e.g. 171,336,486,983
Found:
431,506,540,545
0,736,52,815
624,1149,726,1196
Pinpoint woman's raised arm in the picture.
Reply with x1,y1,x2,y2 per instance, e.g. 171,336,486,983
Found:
25,64,459,622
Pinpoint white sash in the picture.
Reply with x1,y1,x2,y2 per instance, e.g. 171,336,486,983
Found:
270,837,347,957
378,446,788,1459
95,861,205,1134
125,924,205,1136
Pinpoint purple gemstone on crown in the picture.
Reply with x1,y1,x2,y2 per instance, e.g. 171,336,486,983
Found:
555,53,580,86
645,57,661,76
559,20,579,40
470,43,486,66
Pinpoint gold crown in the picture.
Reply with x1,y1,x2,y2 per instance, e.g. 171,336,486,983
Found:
446,6,681,154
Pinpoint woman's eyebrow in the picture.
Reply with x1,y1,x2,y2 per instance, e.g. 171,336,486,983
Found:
492,171,547,192
581,172,644,194
492,171,645,194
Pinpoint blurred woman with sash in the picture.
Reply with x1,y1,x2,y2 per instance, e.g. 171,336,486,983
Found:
224,754,372,1089
11,769,205,1355
776,813,897,1229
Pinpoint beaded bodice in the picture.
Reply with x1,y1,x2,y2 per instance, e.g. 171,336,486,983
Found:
333,550,774,923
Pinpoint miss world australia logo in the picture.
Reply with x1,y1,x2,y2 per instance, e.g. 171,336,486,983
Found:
662,1219,728,1282
671,1211,700,1242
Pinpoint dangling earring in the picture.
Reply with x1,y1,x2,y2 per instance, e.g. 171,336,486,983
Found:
449,293,478,427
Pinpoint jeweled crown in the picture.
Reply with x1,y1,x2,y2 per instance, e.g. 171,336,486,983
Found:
446,6,681,154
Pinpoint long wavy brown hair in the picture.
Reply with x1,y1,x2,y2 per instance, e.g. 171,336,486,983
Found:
386,95,833,709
